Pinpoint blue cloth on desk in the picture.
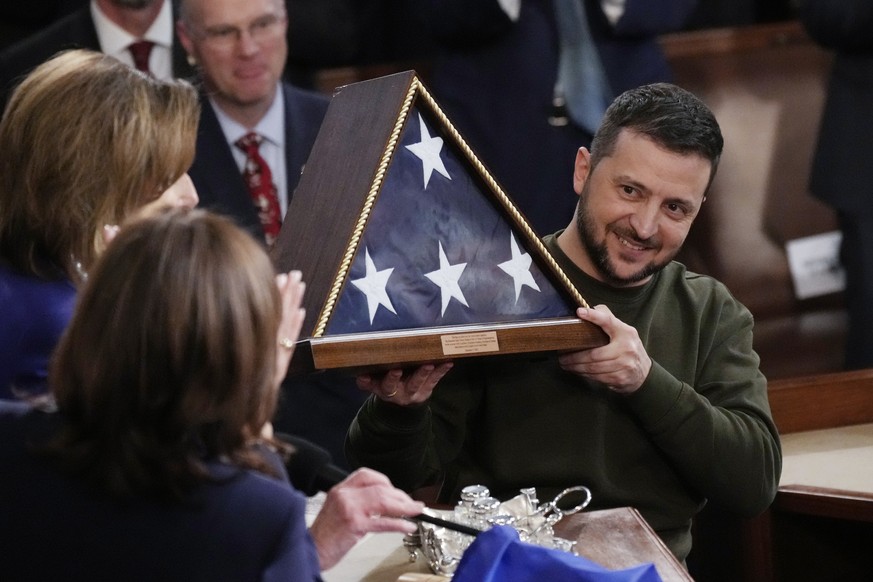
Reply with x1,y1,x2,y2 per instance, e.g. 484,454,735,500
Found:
452,525,662,582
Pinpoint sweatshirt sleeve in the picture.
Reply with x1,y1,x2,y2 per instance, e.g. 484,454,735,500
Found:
345,364,485,493
345,395,440,492
624,300,782,516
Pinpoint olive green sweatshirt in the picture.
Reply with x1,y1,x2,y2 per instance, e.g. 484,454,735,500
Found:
347,233,782,562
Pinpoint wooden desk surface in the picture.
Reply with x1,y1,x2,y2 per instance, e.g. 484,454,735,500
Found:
775,422,873,524
555,507,693,582
780,422,873,494
319,505,690,581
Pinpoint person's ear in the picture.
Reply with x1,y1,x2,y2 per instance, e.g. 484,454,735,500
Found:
573,147,592,196
176,20,197,64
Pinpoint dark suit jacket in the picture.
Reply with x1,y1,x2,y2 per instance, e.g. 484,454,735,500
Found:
0,0,194,109
417,0,696,235
0,405,323,582
188,82,329,243
799,0,873,216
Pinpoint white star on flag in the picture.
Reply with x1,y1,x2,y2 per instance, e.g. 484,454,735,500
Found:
350,247,396,324
405,113,451,189
424,241,469,316
498,233,541,303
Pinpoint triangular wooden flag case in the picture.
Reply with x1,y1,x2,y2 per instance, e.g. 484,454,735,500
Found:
271,71,606,375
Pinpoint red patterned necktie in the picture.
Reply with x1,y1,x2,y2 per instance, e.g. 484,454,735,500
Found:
235,132,282,246
128,40,154,74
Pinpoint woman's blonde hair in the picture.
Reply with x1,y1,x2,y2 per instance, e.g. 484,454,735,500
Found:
0,49,200,281
49,208,282,499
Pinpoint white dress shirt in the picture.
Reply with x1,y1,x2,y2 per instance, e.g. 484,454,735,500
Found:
90,0,174,80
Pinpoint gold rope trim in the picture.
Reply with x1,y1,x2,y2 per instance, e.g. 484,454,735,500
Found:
414,81,589,308
312,76,420,337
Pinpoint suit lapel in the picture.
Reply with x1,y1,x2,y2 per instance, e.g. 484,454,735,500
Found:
282,85,300,205
281,83,328,206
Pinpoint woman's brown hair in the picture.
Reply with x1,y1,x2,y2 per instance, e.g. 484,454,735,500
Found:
0,49,199,281
48,208,281,500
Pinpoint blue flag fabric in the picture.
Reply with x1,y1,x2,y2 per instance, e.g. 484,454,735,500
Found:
326,105,575,335
452,526,663,582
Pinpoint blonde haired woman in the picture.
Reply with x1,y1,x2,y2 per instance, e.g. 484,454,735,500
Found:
0,49,199,399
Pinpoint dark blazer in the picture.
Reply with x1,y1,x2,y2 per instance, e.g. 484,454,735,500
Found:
0,0,194,109
798,0,873,215
188,82,329,243
0,405,323,582
417,0,696,235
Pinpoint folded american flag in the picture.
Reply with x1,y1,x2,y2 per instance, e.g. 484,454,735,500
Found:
326,106,574,335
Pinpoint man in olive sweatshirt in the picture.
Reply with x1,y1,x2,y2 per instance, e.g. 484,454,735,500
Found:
345,82,782,564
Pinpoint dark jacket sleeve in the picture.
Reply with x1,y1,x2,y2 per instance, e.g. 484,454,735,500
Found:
345,363,485,493
345,397,439,491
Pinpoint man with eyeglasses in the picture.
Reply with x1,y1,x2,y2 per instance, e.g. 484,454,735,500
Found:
177,0,327,245
0,0,195,110
177,0,360,475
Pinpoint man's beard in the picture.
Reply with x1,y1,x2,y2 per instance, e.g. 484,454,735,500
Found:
574,183,673,287
110,0,157,9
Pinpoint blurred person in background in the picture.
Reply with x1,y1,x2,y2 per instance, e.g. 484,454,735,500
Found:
798,0,873,370
176,0,327,245
0,1,194,111
413,0,699,235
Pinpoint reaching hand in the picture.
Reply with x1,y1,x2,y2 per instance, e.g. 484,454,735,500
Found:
356,362,454,406
309,468,424,571
558,305,652,394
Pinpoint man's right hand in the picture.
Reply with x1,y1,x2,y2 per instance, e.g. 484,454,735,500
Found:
356,363,453,406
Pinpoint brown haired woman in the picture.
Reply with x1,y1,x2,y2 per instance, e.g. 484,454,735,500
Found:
0,208,423,580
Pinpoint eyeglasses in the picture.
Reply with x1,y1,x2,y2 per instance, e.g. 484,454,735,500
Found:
195,12,286,49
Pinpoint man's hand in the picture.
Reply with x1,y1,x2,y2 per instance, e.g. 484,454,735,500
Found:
558,305,652,394
356,362,454,406
309,468,425,571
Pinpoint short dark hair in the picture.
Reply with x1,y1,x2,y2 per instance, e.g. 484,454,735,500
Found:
590,83,724,192
47,209,281,500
